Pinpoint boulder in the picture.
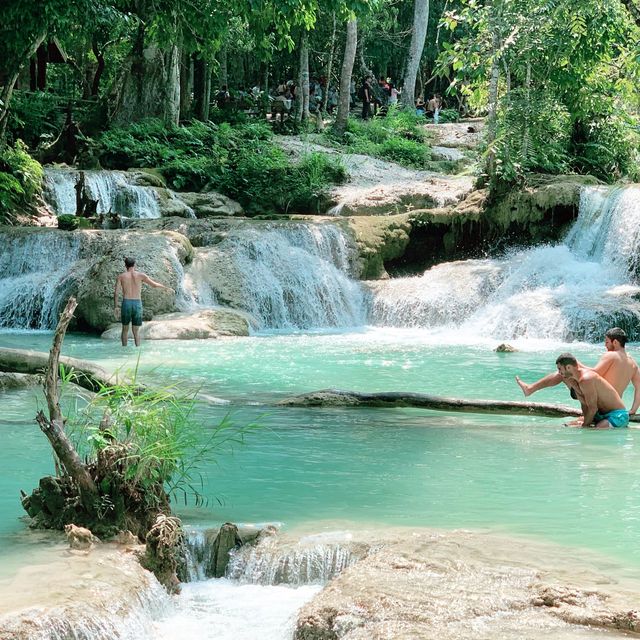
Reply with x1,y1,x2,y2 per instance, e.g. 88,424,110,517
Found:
344,214,412,279
495,343,517,353
155,189,196,218
75,230,193,332
126,168,166,188
177,192,243,218
101,308,252,340
485,174,601,232
0,372,42,390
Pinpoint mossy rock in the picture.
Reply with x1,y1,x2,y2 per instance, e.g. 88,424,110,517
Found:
57,215,93,231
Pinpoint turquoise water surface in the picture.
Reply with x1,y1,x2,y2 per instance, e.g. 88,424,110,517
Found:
2,330,640,571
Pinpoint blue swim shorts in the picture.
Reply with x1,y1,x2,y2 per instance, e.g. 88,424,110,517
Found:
121,299,143,326
594,409,629,429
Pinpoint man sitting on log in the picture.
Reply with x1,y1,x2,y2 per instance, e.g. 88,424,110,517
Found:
555,353,629,429
516,328,640,415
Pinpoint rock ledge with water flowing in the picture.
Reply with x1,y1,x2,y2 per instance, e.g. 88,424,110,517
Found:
294,529,640,640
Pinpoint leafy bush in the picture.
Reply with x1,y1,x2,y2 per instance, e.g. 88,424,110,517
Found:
96,119,346,214
436,108,459,123
332,108,431,169
571,111,640,182
0,141,44,222
491,90,572,184
7,91,65,147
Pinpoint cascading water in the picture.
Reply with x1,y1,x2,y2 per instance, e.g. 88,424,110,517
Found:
369,185,640,341
43,168,161,219
183,222,367,330
0,230,84,329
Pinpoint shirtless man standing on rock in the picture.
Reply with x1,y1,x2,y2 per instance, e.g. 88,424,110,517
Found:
114,257,173,347
555,353,629,428
516,328,640,415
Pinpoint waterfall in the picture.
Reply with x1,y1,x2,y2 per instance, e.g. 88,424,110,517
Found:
43,168,161,219
369,185,640,341
0,230,84,329
226,536,364,586
183,527,366,587
183,222,367,330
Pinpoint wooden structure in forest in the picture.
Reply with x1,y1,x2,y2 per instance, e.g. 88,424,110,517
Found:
30,38,68,91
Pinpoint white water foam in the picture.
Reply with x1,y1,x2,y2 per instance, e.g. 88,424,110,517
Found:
153,579,320,640
43,168,161,218
183,223,367,329
369,185,640,341
0,231,83,329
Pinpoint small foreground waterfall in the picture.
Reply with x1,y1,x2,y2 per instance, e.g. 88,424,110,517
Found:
43,168,161,218
0,231,83,329
370,185,640,341
183,222,367,330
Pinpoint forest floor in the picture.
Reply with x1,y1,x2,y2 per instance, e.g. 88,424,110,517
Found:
277,120,481,215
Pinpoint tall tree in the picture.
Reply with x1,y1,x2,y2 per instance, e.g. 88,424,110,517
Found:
334,18,358,135
401,0,429,107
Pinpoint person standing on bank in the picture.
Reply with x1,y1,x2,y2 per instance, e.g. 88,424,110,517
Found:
114,257,173,347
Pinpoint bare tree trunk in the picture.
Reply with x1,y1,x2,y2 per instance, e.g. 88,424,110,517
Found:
35,298,98,508
296,32,310,122
0,31,47,146
165,43,181,126
484,14,501,183
401,0,430,108
279,389,586,420
219,46,228,87
91,36,106,97
521,59,531,162
333,19,358,136
193,55,211,121
179,50,193,120
321,12,337,114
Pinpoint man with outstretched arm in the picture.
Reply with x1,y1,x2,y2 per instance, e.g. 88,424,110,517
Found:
114,257,173,347
555,353,629,429
516,328,640,414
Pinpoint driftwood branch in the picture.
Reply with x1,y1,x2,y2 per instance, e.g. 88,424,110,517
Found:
36,297,98,505
277,389,640,422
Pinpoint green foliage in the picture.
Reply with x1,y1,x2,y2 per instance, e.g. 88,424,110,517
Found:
491,90,572,184
68,376,261,509
7,91,65,147
436,108,459,124
97,119,346,214
0,140,43,221
571,111,640,183
57,214,80,230
330,108,430,168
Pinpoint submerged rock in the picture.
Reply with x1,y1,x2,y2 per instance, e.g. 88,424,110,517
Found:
495,343,518,352
0,372,42,390
101,309,252,340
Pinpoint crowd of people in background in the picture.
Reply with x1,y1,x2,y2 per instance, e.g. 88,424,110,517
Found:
210,72,447,124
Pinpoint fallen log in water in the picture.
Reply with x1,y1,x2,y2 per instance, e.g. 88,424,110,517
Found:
278,389,640,423
0,347,117,393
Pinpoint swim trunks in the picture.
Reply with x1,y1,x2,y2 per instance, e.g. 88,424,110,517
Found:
594,409,629,428
121,299,143,326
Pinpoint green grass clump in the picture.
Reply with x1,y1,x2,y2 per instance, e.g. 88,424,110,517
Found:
329,107,430,169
